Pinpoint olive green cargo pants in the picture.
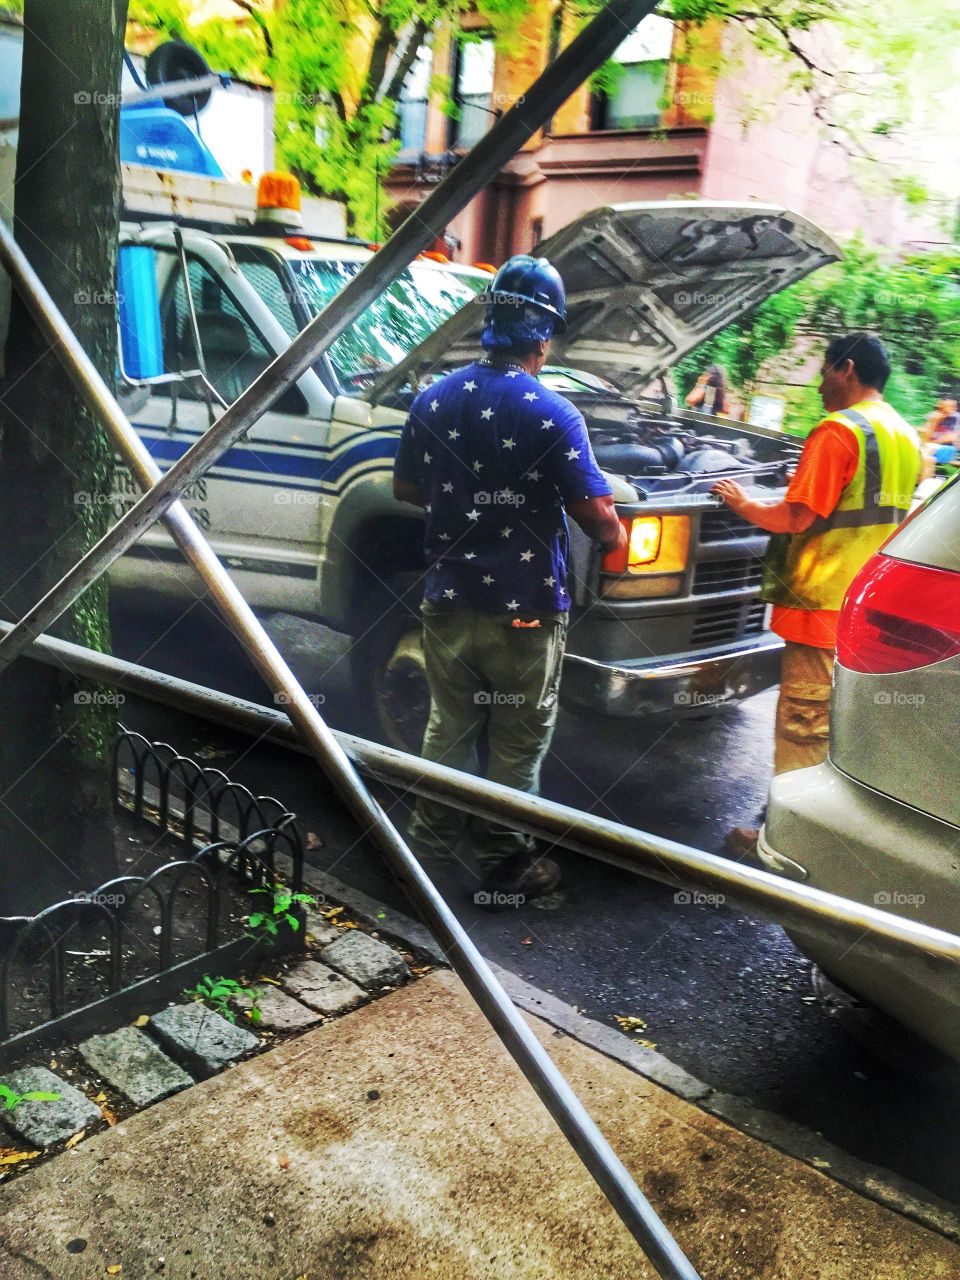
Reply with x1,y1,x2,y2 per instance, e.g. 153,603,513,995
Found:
406,601,567,867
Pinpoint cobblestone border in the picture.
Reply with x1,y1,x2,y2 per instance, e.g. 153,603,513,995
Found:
0,893,427,1174
7,779,958,1245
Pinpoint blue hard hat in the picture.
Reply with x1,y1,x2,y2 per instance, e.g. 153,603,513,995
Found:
481,254,567,350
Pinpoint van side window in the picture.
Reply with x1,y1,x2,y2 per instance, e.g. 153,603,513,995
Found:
235,257,299,339
159,255,306,415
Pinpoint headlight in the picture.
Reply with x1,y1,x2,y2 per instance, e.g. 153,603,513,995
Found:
600,514,691,598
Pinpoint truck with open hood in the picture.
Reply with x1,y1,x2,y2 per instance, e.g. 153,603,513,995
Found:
113,185,841,749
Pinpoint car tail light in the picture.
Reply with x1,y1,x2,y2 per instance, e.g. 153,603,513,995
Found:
837,553,960,673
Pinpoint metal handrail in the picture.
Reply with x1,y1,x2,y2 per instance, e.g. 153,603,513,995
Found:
10,623,960,970
0,2,701,1274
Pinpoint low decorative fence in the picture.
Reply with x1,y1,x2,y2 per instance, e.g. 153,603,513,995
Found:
0,728,306,1060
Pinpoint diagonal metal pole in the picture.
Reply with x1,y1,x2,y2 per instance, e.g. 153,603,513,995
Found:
0,6,702,1274
0,0,659,672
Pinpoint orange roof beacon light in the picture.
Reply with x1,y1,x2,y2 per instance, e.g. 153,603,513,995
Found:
419,250,450,263
256,171,303,228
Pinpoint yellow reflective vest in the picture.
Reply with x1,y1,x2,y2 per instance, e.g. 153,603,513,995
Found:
760,400,921,613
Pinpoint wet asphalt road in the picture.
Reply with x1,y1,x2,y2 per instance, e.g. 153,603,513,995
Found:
110,590,960,1206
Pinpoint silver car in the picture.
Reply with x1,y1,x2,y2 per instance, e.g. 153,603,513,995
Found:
758,473,960,1061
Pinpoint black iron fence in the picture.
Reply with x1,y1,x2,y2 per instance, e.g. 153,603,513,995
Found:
0,729,305,1060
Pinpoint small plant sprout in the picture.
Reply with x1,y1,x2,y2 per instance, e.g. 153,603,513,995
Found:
246,882,318,941
183,975,263,1026
0,1083,61,1110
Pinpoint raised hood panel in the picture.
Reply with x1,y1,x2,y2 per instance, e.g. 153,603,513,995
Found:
369,202,840,404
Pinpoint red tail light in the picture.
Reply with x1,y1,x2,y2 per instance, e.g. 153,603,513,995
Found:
838,553,960,673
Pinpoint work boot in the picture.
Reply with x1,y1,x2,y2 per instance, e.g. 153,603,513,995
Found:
476,850,561,910
725,826,760,859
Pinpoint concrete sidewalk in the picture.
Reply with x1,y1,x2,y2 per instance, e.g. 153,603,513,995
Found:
1,970,958,1280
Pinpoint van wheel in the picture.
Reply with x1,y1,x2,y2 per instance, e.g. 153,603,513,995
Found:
376,625,430,754
350,574,429,754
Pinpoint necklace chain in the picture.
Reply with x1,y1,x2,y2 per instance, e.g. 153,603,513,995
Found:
478,358,530,376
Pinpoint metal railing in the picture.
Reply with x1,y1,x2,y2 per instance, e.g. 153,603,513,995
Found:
0,2,700,1276
0,729,306,1057
10,625,960,972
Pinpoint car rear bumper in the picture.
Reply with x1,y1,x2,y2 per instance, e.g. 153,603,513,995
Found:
560,633,783,717
759,759,960,1059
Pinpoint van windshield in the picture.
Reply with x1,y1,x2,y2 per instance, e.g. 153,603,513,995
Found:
289,258,486,389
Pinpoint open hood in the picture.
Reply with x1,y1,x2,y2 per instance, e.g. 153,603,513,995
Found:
369,201,841,405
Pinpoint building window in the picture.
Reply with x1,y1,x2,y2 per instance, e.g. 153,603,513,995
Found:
530,216,544,250
592,15,674,130
397,41,433,157
451,34,495,149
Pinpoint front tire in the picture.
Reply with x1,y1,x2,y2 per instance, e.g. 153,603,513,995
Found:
350,574,431,753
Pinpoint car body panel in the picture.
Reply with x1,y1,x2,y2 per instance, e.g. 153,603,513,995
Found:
760,760,960,1060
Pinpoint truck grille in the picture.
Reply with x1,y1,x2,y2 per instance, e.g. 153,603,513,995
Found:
699,508,757,544
692,557,764,596
691,599,768,646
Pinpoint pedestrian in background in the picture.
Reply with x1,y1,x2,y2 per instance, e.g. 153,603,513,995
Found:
393,255,625,904
685,364,729,416
712,333,921,856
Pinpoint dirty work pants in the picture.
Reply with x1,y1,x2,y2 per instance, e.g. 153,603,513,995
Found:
406,602,567,867
773,641,835,775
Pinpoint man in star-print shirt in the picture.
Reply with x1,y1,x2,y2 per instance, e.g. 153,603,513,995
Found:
393,254,625,905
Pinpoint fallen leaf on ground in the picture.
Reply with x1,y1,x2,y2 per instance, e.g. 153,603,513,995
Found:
322,905,344,919
0,1149,39,1165
257,976,281,986
278,1154,289,1169
94,1092,107,1103
132,1015,149,1028
106,1266,122,1275
64,1131,85,1149
614,1015,648,1035
49,1059,58,1069
306,832,323,850
521,937,532,946
100,1105,118,1127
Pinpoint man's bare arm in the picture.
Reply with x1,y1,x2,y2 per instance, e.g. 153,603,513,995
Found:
393,476,425,508
711,479,816,533
566,494,627,553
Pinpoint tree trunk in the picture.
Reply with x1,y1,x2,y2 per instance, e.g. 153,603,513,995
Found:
0,0,129,915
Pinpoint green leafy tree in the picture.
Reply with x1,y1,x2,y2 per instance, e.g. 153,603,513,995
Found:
676,244,960,434
127,0,959,237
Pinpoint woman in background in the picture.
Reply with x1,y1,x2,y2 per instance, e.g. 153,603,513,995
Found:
686,364,729,416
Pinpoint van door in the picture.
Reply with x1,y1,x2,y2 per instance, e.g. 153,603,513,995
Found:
116,236,333,615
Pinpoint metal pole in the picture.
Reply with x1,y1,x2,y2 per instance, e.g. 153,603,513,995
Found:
10,623,960,970
0,224,700,1280
0,0,660,672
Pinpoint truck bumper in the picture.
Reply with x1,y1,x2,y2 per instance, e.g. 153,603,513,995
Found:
560,633,784,718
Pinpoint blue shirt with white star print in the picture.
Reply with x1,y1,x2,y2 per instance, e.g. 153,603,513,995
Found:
394,361,612,615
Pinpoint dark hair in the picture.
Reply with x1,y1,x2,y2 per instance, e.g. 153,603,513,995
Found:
488,337,544,360
705,364,728,413
824,333,890,391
